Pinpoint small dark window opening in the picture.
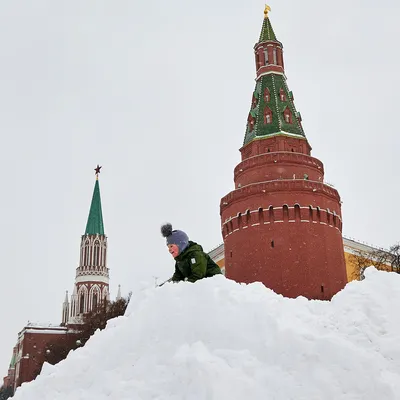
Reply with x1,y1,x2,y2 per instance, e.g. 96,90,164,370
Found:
269,206,275,222
268,148,270,152
291,148,294,152
321,285,324,293
246,210,251,225
258,207,264,224
79,293,85,314
271,240,275,248
230,250,233,258
238,213,242,228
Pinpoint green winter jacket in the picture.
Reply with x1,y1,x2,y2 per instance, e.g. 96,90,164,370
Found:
172,241,222,283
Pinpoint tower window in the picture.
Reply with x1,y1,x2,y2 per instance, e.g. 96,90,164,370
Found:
264,106,273,125
283,107,293,124
93,293,98,310
264,88,270,103
79,293,85,314
273,48,277,65
279,88,286,101
264,49,269,65
248,113,256,132
256,53,262,70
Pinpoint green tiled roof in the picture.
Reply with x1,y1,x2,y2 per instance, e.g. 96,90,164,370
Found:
243,74,306,146
85,179,105,235
259,16,278,42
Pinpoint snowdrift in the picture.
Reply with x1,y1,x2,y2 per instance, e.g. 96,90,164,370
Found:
13,268,400,400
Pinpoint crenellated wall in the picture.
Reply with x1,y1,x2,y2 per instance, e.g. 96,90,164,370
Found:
221,189,347,300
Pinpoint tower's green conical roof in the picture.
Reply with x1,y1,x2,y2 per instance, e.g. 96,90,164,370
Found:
243,7,305,146
259,10,278,42
85,178,104,235
243,74,305,145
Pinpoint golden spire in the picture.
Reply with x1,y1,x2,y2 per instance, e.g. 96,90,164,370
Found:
264,4,271,19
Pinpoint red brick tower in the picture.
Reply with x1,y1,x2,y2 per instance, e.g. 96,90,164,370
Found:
220,6,347,300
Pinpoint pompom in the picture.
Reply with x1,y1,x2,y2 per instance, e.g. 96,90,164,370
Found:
161,223,173,238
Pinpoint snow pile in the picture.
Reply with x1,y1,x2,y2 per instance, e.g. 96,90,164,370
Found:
14,268,400,400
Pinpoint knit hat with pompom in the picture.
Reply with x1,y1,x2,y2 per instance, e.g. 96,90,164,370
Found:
161,223,189,254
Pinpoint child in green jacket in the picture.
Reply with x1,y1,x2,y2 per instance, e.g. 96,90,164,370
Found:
161,223,222,283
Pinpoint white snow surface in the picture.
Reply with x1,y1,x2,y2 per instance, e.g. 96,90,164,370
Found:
13,268,400,400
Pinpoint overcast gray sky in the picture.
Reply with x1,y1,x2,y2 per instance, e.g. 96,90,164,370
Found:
0,0,398,375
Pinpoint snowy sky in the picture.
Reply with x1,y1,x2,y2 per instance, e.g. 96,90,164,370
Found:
0,0,399,375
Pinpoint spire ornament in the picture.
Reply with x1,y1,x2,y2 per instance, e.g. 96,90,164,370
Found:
264,4,271,19
94,165,102,179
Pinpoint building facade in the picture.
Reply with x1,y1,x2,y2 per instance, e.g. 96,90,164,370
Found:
220,6,347,300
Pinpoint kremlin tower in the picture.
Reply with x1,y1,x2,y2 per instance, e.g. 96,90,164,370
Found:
62,166,110,324
220,6,348,300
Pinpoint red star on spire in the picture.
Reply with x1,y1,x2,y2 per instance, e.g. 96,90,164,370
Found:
94,165,102,175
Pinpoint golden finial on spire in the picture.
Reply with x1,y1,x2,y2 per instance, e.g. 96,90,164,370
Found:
264,4,271,19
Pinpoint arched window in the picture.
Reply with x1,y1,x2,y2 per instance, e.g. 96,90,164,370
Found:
237,212,242,228
264,49,269,65
283,205,289,222
316,207,321,222
255,53,261,70
93,293,98,310
94,242,100,267
248,114,255,132
283,107,293,124
333,212,338,227
279,88,286,102
245,209,251,225
294,204,301,221
264,107,273,125
269,206,275,223
264,87,270,103
273,48,277,65
79,293,85,314
258,207,264,224
309,206,314,222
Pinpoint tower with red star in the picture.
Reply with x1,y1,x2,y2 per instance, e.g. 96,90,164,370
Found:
62,166,110,324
